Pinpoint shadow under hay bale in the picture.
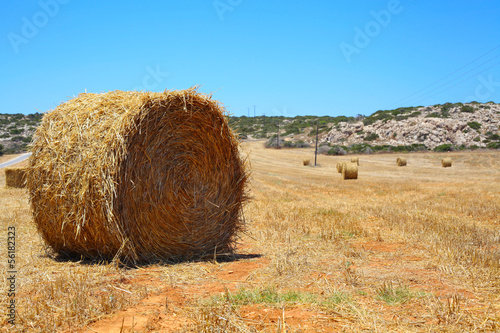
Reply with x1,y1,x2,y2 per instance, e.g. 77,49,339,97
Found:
441,157,452,167
342,162,358,180
27,88,248,264
5,167,26,188
351,157,359,165
397,157,407,166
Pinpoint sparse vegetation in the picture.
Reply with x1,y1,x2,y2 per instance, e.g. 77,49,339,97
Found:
468,121,482,130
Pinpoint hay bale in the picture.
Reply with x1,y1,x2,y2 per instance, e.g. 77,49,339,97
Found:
441,157,452,167
336,162,343,173
303,159,310,166
396,157,407,166
342,162,358,180
5,167,26,188
27,88,248,264
351,157,359,165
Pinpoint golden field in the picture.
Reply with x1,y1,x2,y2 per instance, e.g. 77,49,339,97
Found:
1,141,499,332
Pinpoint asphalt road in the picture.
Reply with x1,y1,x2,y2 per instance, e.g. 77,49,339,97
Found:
0,153,31,169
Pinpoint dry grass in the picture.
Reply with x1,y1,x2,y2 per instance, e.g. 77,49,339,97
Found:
1,143,499,332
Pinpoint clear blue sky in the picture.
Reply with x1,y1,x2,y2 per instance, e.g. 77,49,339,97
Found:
1,0,499,117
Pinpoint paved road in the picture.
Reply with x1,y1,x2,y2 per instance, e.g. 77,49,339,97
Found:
0,153,31,169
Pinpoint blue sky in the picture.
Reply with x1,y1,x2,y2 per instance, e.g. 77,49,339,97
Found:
1,0,499,117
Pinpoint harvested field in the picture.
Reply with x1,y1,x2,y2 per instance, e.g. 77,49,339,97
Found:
1,142,499,332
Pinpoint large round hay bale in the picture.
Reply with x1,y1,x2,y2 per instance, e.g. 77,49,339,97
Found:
27,89,248,264
5,167,26,188
396,157,407,167
351,157,359,165
441,157,452,167
342,162,358,180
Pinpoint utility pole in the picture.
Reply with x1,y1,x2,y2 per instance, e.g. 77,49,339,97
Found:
253,105,256,117
314,122,319,166
263,113,266,137
247,108,250,117
276,119,280,149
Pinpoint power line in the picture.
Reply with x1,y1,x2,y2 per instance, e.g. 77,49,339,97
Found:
402,54,500,106
387,45,500,108
409,60,500,104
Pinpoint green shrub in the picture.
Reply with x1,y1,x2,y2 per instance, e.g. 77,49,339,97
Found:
486,142,500,149
433,144,453,152
488,133,500,141
11,136,25,142
363,133,379,141
461,105,475,113
9,128,22,135
467,121,481,130
425,112,441,118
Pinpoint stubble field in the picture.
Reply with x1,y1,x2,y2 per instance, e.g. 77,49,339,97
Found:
1,141,499,332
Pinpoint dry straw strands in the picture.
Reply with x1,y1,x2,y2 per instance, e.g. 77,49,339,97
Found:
5,167,26,188
397,157,407,166
27,88,248,264
342,162,358,180
351,157,359,165
441,157,452,167
303,159,311,166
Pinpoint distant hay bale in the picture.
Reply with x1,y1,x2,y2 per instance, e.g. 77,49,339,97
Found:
351,157,359,165
396,157,407,166
336,162,343,173
27,88,248,264
441,157,452,167
303,159,310,166
5,167,26,188
342,162,358,180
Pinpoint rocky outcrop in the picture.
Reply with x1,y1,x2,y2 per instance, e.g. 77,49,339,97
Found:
326,103,500,149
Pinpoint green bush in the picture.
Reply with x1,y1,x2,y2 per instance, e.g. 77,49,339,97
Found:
488,133,500,141
467,121,481,130
9,128,22,135
11,136,25,142
433,144,453,152
461,105,475,113
487,142,500,149
363,133,379,141
425,112,441,118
